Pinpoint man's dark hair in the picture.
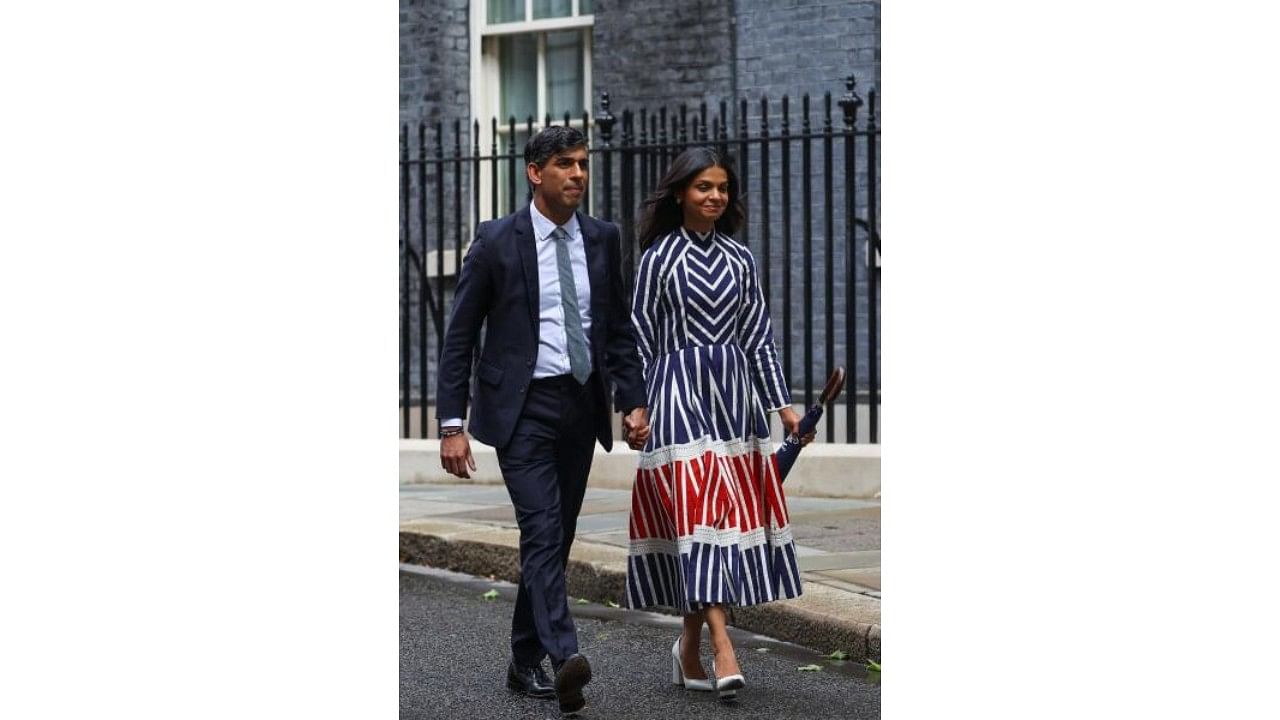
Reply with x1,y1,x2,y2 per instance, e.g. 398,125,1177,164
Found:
524,125,588,199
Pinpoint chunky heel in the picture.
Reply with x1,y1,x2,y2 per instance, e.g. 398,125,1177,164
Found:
671,637,715,692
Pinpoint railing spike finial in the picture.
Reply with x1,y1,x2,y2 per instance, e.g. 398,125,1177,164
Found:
838,74,863,130
597,90,616,147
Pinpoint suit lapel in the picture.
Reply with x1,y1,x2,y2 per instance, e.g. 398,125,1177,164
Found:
514,206,539,336
578,212,607,352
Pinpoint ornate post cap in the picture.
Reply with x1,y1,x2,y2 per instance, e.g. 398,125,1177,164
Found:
596,91,616,146
837,75,863,129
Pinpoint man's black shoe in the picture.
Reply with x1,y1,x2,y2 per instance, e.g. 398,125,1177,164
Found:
554,653,592,715
506,659,555,699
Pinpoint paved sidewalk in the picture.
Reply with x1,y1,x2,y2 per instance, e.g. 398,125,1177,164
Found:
399,482,881,662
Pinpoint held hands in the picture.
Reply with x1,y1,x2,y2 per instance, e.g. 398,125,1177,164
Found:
779,407,816,447
440,432,477,479
622,406,650,451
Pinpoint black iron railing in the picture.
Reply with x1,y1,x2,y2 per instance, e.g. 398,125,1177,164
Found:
401,75,880,442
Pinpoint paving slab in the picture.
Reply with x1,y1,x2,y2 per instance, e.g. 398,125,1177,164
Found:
797,550,882,572
812,567,882,592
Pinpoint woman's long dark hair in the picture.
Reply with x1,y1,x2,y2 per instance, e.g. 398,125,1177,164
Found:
636,146,746,251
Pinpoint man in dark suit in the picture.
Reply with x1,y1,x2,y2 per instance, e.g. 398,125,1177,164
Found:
436,125,649,716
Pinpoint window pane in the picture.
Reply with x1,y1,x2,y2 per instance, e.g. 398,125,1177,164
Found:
532,0,572,19
488,0,524,24
580,0,594,13
545,30,584,117
499,34,537,122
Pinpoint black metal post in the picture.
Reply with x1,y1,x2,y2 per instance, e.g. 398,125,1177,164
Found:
759,97,771,307
526,115,536,210
581,109,591,214
670,114,678,169
639,108,649,217
418,123,430,438
508,116,517,214
823,92,835,442
781,95,792,392
650,112,659,187
738,99,749,248
658,107,668,175
838,76,863,443
472,119,481,238
435,122,445,362
801,94,813,409
598,93,615,222
400,125,411,438
718,100,729,158
454,119,463,287
491,118,499,219
621,109,636,274
866,89,879,443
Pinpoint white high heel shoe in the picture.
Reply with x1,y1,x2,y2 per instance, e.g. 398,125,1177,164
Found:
712,657,746,700
671,638,714,692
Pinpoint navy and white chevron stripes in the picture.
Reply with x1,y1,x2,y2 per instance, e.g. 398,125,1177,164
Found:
624,228,801,613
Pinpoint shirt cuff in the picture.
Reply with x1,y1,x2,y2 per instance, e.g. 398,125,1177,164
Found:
440,418,463,428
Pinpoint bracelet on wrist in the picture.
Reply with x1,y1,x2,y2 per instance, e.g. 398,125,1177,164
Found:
439,426,464,439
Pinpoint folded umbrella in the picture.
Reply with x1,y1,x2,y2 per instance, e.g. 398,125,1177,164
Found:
776,366,846,480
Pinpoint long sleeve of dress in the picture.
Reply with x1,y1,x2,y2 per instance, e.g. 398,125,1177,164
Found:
735,247,791,412
630,245,662,380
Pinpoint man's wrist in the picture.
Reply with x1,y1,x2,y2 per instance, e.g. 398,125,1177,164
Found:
439,418,464,439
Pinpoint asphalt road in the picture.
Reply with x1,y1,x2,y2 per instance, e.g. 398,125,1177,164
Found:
401,565,880,720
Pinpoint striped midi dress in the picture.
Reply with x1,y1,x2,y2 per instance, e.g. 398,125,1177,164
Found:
624,227,803,613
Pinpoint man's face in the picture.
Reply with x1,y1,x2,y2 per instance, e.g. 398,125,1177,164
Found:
528,146,589,216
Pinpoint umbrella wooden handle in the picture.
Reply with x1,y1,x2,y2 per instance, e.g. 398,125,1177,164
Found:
818,366,846,406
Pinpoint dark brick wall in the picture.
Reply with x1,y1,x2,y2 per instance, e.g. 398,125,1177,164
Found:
400,0,470,127
733,0,881,396
590,0,734,120
400,0,472,407
735,0,880,102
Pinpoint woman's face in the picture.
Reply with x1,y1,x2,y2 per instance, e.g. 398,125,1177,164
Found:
681,165,730,228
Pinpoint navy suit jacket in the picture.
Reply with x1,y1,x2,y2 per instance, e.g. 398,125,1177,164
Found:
436,205,646,451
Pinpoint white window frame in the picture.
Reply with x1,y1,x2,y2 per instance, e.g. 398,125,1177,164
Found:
469,0,594,229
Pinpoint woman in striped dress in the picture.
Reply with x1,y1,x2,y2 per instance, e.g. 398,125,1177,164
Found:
624,147,814,699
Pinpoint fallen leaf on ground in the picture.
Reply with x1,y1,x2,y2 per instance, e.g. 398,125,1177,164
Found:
606,601,620,608
575,598,590,605
756,648,770,653
797,664,823,672
828,650,850,660
866,660,881,672
482,589,499,600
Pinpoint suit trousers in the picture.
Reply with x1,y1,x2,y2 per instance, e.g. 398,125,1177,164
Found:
497,372,600,668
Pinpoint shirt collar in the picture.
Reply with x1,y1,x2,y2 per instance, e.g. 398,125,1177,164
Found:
529,202,580,242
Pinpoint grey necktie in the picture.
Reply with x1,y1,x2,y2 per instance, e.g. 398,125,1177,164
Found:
552,226,591,384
